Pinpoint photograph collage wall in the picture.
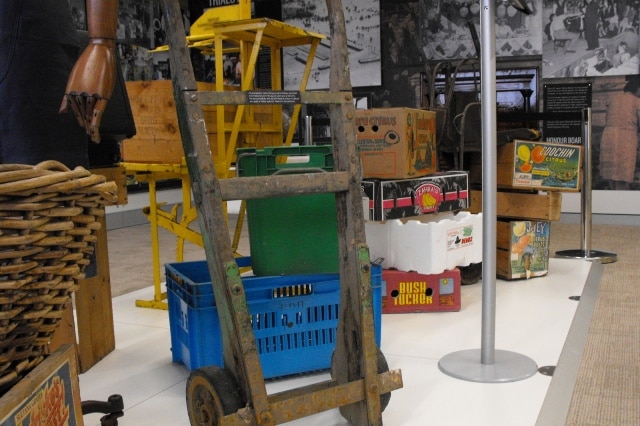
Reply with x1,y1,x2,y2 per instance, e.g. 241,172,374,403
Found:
375,0,640,190
69,0,640,190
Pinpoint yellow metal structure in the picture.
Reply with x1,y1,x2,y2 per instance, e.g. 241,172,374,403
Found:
193,17,325,178
152,11,326,178
124,162,188,310
127,15,325,309
123,161,247,310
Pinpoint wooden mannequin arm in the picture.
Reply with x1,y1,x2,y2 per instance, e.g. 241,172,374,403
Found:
60,0,119,142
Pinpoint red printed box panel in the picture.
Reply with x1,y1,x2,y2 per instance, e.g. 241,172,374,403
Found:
382,268,461,314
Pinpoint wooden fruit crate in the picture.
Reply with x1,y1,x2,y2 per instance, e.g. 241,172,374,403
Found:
468,141,582,193
496,219,550,280
120,80,278,164
469,189,562,221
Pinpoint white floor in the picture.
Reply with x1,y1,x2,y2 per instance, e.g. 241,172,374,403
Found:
79,258,594,426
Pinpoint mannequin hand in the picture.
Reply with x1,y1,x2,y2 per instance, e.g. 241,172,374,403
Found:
60,40,117,142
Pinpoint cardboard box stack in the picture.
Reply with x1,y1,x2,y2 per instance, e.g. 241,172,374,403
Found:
357,107,478,313
468,140,582,279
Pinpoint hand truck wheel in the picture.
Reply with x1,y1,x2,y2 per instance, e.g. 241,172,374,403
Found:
186,366,245,425
330,346,392,411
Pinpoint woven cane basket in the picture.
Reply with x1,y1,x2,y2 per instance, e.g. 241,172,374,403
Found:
0,161,117,396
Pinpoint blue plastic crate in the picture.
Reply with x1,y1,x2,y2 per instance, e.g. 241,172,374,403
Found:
166,258,382,379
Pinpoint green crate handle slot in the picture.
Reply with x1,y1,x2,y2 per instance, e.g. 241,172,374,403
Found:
267,145,332,156
272,167,328,175
236,146,334,176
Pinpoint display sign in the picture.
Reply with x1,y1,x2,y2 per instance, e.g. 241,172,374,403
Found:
208,0,240,7
542,82,592,144
246,90,301,104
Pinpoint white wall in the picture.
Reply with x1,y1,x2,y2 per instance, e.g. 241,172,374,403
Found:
562,191,639,215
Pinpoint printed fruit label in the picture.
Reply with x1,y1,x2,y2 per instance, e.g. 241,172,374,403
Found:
512,140,581,190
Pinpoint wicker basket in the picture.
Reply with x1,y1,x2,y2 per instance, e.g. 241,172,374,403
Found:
0,161,117,396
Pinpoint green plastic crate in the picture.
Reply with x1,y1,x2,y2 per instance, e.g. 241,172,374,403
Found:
237,146,339,275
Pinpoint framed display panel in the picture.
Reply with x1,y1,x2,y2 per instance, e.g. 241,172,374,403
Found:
0,345,83,426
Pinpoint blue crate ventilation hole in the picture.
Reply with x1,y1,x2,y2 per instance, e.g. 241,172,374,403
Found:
166,258,382,379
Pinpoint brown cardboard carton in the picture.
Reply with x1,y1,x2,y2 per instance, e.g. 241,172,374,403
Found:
355,108,437,179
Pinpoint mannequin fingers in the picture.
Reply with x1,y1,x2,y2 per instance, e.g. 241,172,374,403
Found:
85,95,97,117
68,97,87,129
89,98,109,143
79,96,95,136
85,95,98,138
59,95,70,114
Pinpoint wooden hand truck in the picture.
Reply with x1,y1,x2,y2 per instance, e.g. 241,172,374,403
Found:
160,0,403,424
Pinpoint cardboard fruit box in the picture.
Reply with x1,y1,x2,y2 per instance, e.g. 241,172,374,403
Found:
497,140,582,191
496,219,550,280
362,171,469,221
382,268,461,313
355,108,437,179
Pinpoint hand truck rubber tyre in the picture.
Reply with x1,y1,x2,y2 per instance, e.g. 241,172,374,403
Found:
330,346,392,411
186,366,245,425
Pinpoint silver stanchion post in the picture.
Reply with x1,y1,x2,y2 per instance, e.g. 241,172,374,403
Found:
556,108,617,263
438,0,538,383
303,115,313,146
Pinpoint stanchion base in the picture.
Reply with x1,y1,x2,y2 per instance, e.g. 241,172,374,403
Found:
555,249,617,264
439,349,538,383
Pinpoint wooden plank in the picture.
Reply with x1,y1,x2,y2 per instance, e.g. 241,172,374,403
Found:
74,212,115,373
47,299,77,354
469,189,562,221
121,138,187,164
496,249,513,280
496,220,512,250
218,171,350,200
89,166,128,206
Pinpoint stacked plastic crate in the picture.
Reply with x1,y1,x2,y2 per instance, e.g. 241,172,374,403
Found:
166,145,382,378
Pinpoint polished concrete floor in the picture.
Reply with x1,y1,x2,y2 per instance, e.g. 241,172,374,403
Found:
78,217,597,425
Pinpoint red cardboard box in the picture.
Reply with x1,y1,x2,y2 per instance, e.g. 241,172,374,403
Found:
382,268,461,313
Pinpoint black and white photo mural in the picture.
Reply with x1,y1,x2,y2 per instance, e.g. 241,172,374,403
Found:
420,0,544,60
542,0,640,78
281,0,381,90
